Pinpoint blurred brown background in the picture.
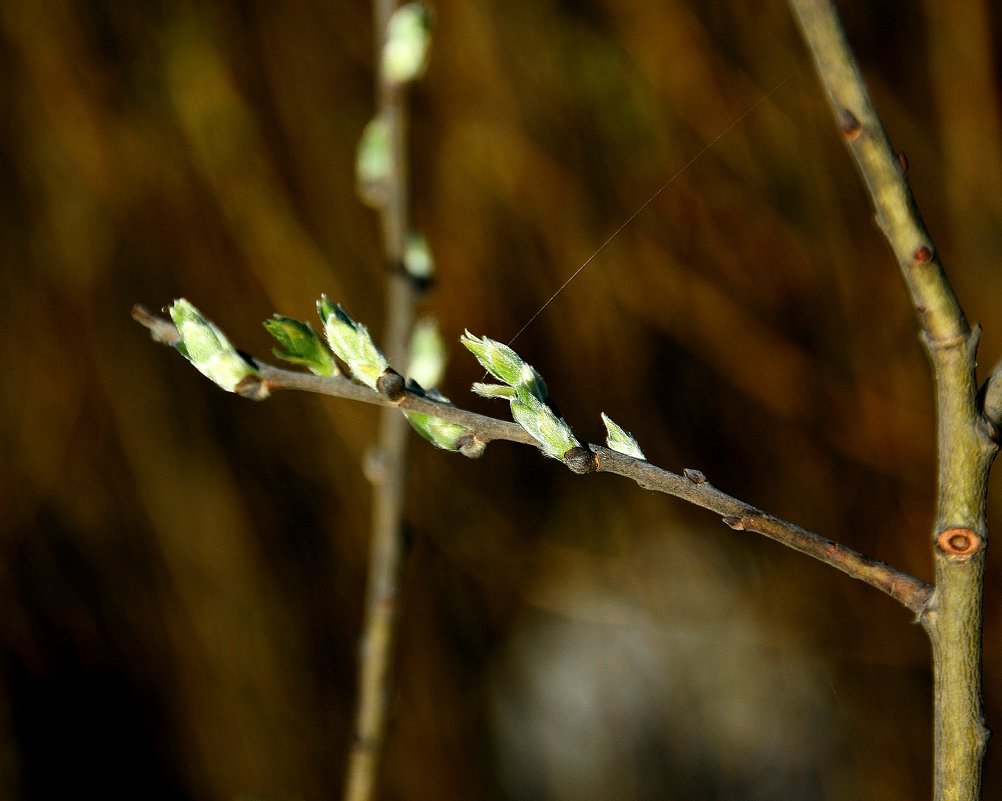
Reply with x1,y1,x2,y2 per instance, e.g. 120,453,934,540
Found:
2,1,1002,799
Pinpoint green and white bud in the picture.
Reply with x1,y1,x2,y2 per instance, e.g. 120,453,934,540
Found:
408,318,445,389
405,391,469,452
264,314,338,376
316,296,388,389
169,299,258,392
601,412,646,460
356,117,391,207
382,3,432,85
510,393,581,461
404,231,434,281
460,331,547,399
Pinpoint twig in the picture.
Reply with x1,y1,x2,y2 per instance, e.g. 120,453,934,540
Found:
133,304,934,618
343,2,425,800
788,2,994,798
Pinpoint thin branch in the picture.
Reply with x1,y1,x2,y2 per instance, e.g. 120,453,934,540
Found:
133,304,934,618
788,2,994,799
344,2,424,799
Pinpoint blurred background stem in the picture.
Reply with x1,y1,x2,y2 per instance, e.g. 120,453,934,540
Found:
343,2,423,800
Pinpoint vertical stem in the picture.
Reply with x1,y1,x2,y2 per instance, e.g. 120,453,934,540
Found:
787,1,993,798
343,2,423,800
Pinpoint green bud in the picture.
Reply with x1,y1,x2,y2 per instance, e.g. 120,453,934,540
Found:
510,393,580,461
405,411,469,451
408,318,445,388
601,412,646,460
168,299,258,392
460,331,547,400
382,3,432,85
316,296,389,389
404,231,434,281
264,314,338,376
356,117,391,207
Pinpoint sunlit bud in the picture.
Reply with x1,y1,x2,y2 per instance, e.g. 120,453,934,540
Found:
460,331,547,399
168,299,258,392
263,314,338,376
510,393,581,461
382,3,432,85
600,412,646,460
408,318,445,388
404,231,434,282
316,296,388,389
405,410,469,452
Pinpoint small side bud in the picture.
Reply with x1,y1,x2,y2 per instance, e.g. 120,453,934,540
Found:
408,318,445,389
356,117,391,207
405,410,470,452
404,232,434,283
317,296,389,389
169,299,259,393
600,413,646,460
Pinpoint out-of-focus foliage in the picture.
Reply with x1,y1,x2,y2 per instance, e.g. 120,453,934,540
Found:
1,2,1001,800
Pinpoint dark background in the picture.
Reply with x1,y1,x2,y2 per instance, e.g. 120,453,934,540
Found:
2,1,1002,799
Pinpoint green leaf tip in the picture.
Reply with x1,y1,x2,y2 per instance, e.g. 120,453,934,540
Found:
316,296,389,389
459,331,547,401
168,299,258,393
382,3,432,85
601,413,646,460
264,314,338,376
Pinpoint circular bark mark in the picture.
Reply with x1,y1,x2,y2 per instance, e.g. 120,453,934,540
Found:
936,528,982,559
838,108,862,140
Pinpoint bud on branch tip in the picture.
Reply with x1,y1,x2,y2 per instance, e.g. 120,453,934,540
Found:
168,299,258,393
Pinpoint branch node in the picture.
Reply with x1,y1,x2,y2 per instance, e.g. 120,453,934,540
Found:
376,368,407,402
234,374,271,401
563,446,597,475
683,468,707,484
911,245,933,265
838,108,862,140
935,528,983,560
722,515,746,530
456,432,487,460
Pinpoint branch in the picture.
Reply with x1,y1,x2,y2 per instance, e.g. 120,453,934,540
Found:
343,2,430,800
133,304,934,618
788,2,994,799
